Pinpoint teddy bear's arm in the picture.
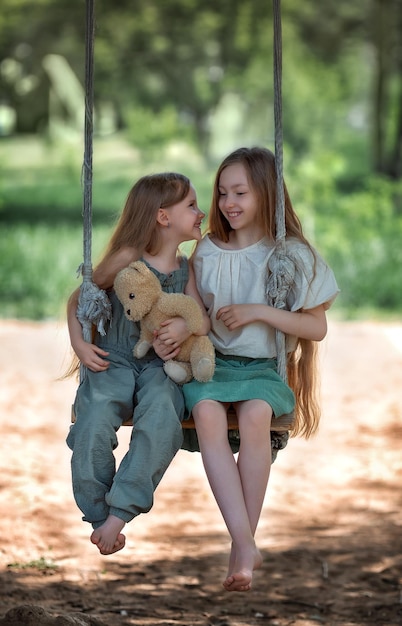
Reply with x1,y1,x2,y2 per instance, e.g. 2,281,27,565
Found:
134,339,152,359
158,294,203,334
133,324,154,358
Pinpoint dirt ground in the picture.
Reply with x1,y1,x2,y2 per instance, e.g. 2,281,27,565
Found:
0,319,401,626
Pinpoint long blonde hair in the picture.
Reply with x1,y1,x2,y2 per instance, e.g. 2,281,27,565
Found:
209,147,320,438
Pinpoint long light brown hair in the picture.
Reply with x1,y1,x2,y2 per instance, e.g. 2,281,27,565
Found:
101,172,191,264
209,147,320,438
64,172,190,378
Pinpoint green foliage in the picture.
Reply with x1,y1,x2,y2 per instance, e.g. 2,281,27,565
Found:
124,105,195,156
289,148,402,313
1,135,402,320
1,1,402,322
0,223,110,320
0,0,401,176
322,180,402,310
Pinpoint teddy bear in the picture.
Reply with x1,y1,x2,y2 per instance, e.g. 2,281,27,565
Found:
114,260,215,384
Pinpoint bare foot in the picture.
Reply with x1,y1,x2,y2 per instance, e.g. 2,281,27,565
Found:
224,569,252,592
223,544,263,592
90,514,126,555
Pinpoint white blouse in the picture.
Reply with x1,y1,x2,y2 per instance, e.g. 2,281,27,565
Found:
193,235,339,358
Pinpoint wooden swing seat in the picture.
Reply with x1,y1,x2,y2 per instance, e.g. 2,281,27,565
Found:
71,404,293,432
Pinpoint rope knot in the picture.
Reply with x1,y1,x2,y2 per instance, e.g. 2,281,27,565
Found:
266,244,296,310
76,281,112,337
265,242,296,385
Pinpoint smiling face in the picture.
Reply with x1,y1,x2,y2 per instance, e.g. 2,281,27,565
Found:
166,185,205,243
217,163,261,236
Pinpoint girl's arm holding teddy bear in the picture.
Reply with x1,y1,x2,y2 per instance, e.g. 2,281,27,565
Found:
154,262,210,360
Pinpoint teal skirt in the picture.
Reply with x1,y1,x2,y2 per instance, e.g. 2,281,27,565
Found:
183,353,295,419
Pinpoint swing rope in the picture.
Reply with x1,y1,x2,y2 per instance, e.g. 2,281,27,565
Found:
76,0,111,382
266,0,296,388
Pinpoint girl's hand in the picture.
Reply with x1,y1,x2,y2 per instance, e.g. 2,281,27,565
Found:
218,302,328,341
216,304,258,330
73,341,110,372
153,331,180,361
157,317,191,349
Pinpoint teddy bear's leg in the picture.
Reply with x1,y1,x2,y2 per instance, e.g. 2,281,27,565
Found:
163,360,193,384
193,357,215,382
191,336,216,383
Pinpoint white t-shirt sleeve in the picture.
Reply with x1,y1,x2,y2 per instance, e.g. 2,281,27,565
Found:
286,242,339,312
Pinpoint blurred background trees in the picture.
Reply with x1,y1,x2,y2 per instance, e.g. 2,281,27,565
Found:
1,0,401,172
0,0,401,318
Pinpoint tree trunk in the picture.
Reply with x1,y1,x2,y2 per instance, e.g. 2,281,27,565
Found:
372,0,388,174
372,0,402,182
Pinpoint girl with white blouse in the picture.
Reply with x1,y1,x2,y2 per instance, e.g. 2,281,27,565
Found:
182,147,339,592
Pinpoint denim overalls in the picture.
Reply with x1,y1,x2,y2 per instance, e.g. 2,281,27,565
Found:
67,259,188,528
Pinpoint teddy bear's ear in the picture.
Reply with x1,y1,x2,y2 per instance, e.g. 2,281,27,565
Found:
129,261,149,276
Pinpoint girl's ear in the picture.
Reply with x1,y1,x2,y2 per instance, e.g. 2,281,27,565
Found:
156,208,169,227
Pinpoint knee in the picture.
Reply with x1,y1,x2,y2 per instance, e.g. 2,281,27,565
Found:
68,409,119,450
135,395,183,433
192,400,229,442
192,399,222,422
138,377,184,419
238,403,272,435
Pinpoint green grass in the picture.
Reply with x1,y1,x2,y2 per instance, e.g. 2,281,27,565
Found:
7,557,58,571
0,223,111,320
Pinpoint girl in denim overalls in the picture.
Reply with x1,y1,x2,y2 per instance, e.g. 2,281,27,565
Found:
66,173,209,555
